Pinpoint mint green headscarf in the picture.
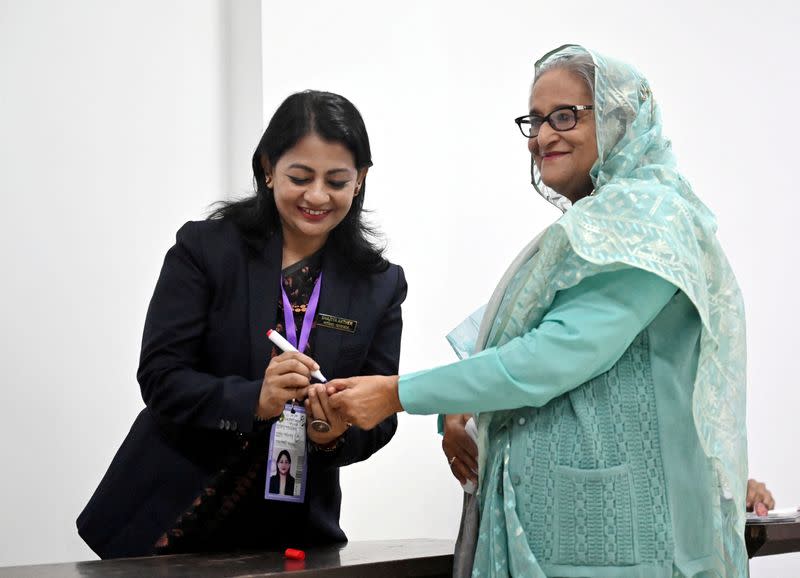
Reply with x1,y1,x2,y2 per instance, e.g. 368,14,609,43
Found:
473,45,747,576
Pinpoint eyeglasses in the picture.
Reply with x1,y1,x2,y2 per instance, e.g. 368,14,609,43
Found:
514,105,594,138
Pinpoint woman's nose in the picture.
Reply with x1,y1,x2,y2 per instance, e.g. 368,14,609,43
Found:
536,121,559,150
304,180,329,203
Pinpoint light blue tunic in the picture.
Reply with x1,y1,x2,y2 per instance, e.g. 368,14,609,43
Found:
401,267,723,577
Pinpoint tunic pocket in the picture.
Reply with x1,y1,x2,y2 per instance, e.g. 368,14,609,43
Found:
552,463,640,566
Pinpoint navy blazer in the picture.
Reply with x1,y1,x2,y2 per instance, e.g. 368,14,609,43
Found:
77,219,406,558
268,474,295,496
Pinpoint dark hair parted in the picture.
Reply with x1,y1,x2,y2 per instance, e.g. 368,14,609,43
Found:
208,90,387,273
277,450,291,464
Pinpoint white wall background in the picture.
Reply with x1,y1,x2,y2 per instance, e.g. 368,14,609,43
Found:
0,0,263,566
1,0,798,575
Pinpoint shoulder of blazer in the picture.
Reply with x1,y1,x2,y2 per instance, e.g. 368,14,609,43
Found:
174,219,272,273
361,260,406,300
326,246,405,290
175,219,247,253
342,258,407,319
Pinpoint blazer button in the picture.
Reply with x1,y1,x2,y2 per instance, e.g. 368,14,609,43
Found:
218,419,226,430
231,420,238,431
224,420,231,430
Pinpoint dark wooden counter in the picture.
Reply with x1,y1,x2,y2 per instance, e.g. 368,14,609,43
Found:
3,524,798,577
747,521,800,558
0,539,455,578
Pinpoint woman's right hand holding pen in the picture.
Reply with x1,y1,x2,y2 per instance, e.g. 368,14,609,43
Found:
256,351,320,419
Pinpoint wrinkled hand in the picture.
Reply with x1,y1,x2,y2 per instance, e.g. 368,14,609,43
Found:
305,383,350,446
327,375,403,430
442,414,478,486
746,478,775,516
256,352,317,420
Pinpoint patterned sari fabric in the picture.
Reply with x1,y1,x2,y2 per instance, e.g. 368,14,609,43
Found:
472,45,747,576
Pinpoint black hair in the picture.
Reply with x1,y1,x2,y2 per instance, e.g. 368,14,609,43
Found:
209,90,387,273
277,450,291,463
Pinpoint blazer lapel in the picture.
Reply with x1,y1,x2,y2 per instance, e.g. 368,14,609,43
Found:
314,250,356,380
248,234,283,379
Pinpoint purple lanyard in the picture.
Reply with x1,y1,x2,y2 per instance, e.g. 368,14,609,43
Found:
281,272,322,354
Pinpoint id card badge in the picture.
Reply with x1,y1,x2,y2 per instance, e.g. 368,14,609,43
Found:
264,403,308,503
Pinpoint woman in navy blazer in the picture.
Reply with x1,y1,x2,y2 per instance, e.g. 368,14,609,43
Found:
77,91,406,558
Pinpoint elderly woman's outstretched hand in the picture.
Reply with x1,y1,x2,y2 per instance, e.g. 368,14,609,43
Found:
327,375,403,430
746,478,775,516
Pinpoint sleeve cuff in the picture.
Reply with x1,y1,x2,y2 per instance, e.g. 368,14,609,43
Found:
398,370,430,415
222,378,263,434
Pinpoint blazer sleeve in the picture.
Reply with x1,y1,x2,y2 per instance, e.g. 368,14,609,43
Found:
399,266,677,415
136,222,263,432
315,265,407,468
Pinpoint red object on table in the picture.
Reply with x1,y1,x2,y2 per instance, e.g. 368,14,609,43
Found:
284,548,306,560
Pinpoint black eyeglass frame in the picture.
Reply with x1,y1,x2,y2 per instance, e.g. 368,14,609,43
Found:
514,105,594,138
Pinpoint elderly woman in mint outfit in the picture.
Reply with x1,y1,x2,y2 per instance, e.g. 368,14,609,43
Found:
329,45,747,578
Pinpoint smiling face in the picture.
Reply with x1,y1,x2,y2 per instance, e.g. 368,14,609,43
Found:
529,68,598,202
265,132,365,250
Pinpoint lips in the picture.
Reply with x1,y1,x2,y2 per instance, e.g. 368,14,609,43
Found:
298,207,331,221
542,151,569,161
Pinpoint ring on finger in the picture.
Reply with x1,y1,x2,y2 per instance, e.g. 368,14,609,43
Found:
449,456,457,466
311,419,332,433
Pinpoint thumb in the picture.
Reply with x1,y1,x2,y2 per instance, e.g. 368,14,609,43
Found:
328,391,347,417
327,379,351,394
328,390,345,411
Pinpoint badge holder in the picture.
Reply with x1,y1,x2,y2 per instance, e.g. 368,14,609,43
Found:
264,401,308,503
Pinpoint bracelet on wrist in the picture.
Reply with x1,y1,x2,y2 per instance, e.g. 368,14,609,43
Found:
310,432,347,453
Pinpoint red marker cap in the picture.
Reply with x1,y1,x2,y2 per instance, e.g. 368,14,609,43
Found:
284,548,306,560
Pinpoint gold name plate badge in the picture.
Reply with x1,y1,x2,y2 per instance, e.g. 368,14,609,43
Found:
317,313,358,334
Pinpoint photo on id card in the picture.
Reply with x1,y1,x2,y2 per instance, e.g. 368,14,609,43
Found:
264,404,307,503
